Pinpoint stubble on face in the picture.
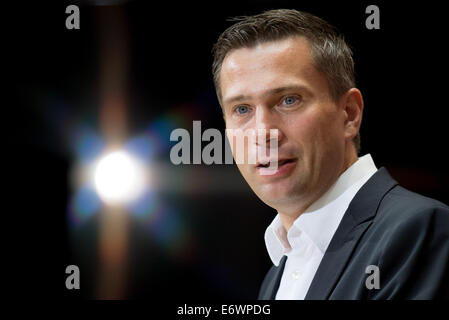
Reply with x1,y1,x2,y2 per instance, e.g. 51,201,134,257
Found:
221,36,352,226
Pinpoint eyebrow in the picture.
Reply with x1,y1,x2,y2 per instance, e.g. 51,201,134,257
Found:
223,85,310,105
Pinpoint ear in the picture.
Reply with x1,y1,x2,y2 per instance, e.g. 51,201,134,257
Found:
341,88,364,142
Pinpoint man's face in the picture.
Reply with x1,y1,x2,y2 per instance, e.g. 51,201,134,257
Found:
220,36,349,215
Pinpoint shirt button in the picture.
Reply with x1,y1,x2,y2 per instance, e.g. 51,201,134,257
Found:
292,270,301,280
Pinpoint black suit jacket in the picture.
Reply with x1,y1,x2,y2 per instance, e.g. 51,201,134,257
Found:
258,167,449,299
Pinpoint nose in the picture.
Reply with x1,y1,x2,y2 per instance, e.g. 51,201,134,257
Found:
254,107,284,148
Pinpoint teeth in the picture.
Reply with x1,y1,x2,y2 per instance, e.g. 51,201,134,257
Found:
258,159,291,167
257,159,294,169
259,160,277,167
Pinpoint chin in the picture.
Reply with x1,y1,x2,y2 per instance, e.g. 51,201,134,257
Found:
254,179,307,206
256,187,294,206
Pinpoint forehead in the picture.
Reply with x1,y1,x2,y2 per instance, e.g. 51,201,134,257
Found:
220,36,324,102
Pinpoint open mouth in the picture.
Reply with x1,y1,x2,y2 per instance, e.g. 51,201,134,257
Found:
257,158,295,168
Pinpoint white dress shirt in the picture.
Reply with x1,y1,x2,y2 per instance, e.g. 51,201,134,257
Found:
264,154,378,300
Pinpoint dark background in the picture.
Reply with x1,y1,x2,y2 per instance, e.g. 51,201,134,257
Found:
5,0,448,301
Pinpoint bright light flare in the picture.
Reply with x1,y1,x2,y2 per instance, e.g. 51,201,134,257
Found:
94,150,146,205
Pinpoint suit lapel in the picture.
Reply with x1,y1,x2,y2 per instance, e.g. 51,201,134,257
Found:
259,255,287,300
305,167,398,299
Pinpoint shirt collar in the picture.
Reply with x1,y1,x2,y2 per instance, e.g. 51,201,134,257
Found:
264,154,378,266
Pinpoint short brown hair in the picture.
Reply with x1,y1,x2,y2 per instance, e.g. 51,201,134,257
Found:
212,9,360,154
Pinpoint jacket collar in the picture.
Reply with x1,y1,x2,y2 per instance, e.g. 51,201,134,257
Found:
258,255,288,300
304,167,398,299
264,154,378,266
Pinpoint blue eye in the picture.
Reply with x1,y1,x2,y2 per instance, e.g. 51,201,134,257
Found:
236,105,249,114
284,96,297,105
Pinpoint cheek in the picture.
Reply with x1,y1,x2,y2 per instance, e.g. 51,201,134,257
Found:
284,106,342,151
226,130,254,166
283,110,322,145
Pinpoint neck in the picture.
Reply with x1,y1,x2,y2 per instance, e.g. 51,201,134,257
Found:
279,150,358,231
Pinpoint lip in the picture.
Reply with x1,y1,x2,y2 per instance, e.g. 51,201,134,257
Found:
256,158,297,177
255,157,293,167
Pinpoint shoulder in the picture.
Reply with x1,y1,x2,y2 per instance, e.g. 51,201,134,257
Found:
366,186,449,298
365,184,449,260
375,185,449,228
369,185,449,262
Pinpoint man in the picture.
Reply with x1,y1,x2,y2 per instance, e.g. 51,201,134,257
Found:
211,9,449,299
